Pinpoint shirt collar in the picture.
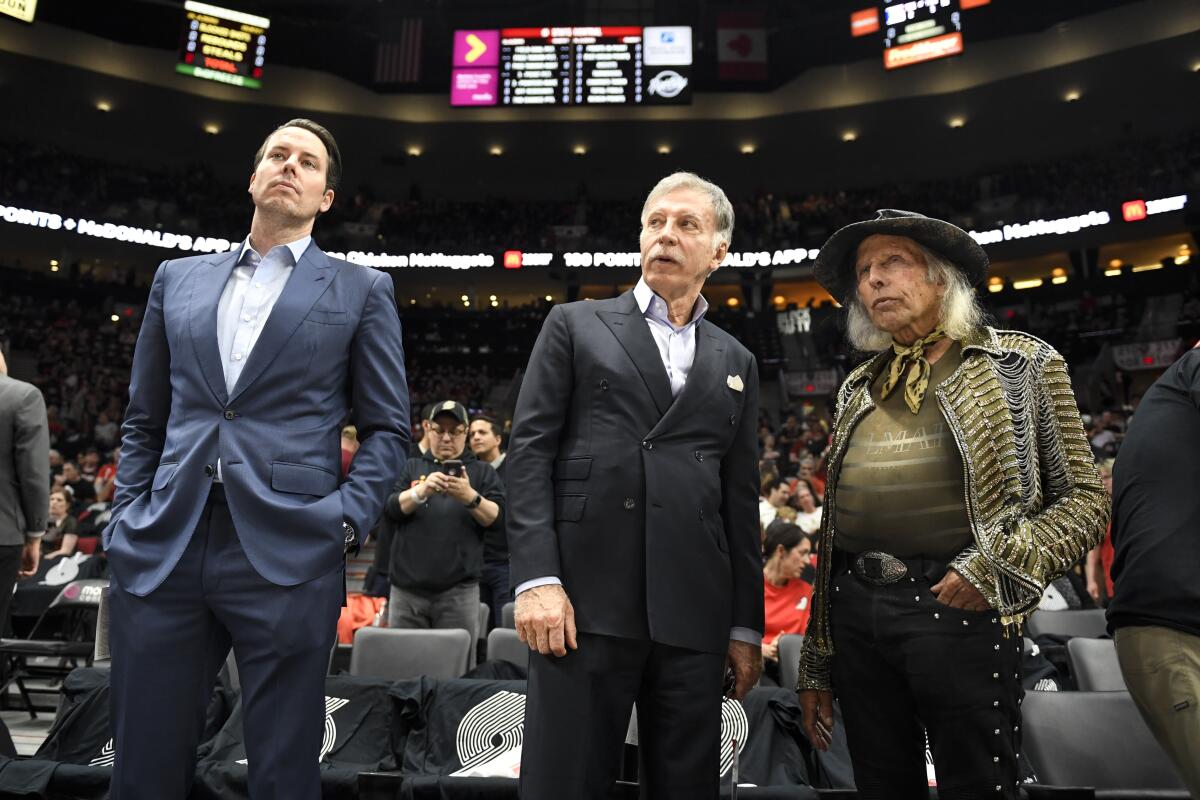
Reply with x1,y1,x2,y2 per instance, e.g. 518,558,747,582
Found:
633,277,708,331
237,234,312,267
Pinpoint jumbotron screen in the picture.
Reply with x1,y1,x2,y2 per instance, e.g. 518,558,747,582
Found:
451,26,693,107
882,0,963,70
177,1,270,90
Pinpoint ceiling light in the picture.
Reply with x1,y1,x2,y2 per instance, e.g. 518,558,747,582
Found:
50,264,59,272
573,144,587,155
948,117,966,129
489,294,497,301
656,143,671,155
203,123,221,135
96,100,112,112
739,143,756,155
1175,255,1191,265
1051,267,1067,277
1052,276,1069,284
406,145,422,157
1104,267,1122,277
489,145,503,156
987,283,1004,293
110,314,120,322
460,294,469,302
725,297,740,308
1132,263,1163,273
772,295,786,305
490,300,499,307
545,295,553,302
841,130,858,143
1063,89,1081,102
1012,278,1043,290
1108,258,1122,268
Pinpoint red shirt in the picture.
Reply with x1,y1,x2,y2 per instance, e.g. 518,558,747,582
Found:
763,575,813,642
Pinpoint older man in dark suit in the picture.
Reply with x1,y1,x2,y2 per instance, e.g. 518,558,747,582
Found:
507,172,763,799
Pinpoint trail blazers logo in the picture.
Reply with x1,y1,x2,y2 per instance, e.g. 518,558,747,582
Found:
452,690,526,774
718,697,749,777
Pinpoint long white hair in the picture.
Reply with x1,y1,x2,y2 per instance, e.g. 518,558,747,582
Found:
846,242,986,352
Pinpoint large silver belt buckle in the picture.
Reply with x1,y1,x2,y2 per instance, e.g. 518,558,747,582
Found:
854,551,908,586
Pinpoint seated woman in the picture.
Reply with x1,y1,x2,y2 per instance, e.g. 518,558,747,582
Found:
42,488,79,560
761,520,813,683
791,477,823,535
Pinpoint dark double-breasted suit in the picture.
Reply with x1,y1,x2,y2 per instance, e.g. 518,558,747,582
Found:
507,289,763,798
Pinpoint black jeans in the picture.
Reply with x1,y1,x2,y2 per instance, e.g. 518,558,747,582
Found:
829,560,1024,800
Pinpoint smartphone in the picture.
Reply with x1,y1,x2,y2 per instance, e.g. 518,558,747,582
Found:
442,459,464,477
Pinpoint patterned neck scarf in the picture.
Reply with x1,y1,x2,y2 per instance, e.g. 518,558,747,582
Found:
879,328,947,414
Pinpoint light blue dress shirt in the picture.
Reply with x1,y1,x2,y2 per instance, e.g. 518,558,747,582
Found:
516,280,761,647
214,234,311,480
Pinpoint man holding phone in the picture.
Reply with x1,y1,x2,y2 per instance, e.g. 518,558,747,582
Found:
379,400,504,664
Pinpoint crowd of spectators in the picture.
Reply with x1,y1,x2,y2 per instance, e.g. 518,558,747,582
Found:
2,129,1196,257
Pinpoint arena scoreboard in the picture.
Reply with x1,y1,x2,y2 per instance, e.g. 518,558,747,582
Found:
882,0,963,70
177,1,270,90
451,26,693,107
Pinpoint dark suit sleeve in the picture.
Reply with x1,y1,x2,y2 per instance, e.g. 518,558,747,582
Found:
506,305,574,586
14,384,49,535
113,261,171,519
342,271,410,539
720,354,764,636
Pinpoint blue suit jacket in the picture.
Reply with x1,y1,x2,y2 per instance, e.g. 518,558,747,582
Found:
106,242,409,596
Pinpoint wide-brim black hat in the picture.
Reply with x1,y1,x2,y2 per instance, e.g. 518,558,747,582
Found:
812,209,989,304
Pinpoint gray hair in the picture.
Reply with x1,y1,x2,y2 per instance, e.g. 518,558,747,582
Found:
845,242,986,352
640,171,735,249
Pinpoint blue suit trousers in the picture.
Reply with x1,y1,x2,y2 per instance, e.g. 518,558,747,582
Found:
108,485,343,800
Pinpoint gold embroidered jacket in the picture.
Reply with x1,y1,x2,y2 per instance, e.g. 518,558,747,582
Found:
796,326,1109,691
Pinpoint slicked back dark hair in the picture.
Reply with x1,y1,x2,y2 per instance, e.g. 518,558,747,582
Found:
471,415,504,440
252,118,342,193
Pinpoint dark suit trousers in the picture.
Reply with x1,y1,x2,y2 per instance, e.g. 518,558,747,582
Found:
108,486,343,800
520,632,725,800
0,545,22,636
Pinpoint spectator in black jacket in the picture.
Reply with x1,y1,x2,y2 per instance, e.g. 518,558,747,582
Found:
470,414,509,627
382,401,504,665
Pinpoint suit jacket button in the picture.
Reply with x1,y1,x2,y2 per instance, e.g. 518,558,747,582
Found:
204,464,215,477
599,379,609,390
223,409,236,420
641,440,653,451
623,498,635,510
729,414,736,426
699,509,705,520
695,450,704,461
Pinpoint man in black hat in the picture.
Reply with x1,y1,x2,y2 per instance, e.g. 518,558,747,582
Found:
795,210,1107,798
381,400,504,665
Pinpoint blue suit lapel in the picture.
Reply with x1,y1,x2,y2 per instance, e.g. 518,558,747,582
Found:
228,242,338,404
189,250,239,405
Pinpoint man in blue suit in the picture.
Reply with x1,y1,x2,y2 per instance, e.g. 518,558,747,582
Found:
106,119,408,799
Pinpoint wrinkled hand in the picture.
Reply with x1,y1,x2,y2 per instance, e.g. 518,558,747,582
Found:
761,638,779,662
19,539,40,577
931,568,991,611
726,639,762,700
515,584,578,657
799,689,834,751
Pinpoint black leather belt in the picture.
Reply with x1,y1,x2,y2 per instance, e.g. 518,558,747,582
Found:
833,549,950,586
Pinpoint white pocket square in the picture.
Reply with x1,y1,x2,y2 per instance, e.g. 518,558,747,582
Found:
727,374,744,392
